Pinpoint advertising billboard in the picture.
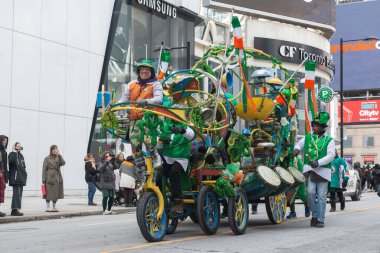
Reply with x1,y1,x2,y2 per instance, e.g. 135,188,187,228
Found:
338,100,380,124
331,1,380,91
203,0,335,34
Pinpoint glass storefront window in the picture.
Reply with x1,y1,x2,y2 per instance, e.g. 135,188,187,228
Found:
88,0,196,159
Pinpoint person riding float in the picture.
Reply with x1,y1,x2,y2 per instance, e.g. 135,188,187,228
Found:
155,122,195,215
117,59,163,166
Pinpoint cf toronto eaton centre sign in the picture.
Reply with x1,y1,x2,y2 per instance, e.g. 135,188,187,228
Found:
254,37,335,74
136,0,177,18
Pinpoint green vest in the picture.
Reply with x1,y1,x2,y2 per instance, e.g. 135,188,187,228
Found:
303,133,332,169
162,134,191,159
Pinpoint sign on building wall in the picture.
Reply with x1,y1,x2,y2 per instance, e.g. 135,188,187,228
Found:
253,37,334,75
338,100,380,124
136,0,177,18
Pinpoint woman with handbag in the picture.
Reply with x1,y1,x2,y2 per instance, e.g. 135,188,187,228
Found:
0,135,9,217
99,151,118,215
42,145,65,212
84,153,99,206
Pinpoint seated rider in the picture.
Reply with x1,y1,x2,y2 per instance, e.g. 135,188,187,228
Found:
155,123,195,215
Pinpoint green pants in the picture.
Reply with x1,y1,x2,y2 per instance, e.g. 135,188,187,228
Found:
129,119,152,154
288,182,308,205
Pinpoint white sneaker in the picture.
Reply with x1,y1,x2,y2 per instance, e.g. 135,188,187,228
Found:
103,211,112,215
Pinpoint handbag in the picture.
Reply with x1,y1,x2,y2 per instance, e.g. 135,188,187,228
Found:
120,173,135,189
41,184,47,196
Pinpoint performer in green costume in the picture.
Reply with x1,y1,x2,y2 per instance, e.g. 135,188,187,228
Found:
155,123,195,215
293,112,335,228
286,155,310,219
330,149,349,212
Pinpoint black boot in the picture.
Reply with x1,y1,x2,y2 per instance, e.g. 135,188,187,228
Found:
11,209,23,216
330,201,336,212
126,189,134,207
170,198,183,215
340,198,345,210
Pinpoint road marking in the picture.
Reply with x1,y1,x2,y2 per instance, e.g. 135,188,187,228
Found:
100,204,380,253
79,219,136,227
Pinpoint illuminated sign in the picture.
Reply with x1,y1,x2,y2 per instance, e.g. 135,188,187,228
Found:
330,40,380,53
338,100,380,124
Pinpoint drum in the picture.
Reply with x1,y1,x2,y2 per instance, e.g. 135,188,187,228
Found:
287,166,305,190
241,166,281,200
273,166,295,195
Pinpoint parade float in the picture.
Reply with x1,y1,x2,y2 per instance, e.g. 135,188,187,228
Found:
98,16,319,242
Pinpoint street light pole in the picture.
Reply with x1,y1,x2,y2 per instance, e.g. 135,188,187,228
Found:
340,38,344,158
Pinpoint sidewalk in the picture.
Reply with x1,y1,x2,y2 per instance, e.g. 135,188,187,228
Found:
0,194,135,224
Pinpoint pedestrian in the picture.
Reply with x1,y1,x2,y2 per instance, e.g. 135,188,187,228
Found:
329,150,349,212
8,142,27,216
155,123,195,215
0,135,9,217
287,155,310,219
364,165,373,190
293,112,335,228
84,153,98,206
42,145,65,212
353,162,364,190
119,155,136,207
99,151,118,215
117,59,163,166
372,163,380,192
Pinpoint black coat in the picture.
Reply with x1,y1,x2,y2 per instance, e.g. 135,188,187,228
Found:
8,151,27,186
85,161,99,183
0,135,9,183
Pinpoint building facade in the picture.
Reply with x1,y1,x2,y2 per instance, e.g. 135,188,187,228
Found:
0,0,198,195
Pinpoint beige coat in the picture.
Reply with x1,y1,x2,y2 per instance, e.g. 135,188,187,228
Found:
42,155,65,201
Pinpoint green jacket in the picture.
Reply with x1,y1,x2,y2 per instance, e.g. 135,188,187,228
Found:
330,157,349,188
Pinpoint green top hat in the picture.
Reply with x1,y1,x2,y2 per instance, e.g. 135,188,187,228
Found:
137,59,155,74
312,112,330,127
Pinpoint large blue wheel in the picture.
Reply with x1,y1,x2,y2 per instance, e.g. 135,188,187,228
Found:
137,192,167,242
228,187,249,235
197,185,220,235
265,191,287,224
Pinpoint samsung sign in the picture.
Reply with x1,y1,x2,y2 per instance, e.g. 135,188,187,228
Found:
136,0,177,18
254,37,335,75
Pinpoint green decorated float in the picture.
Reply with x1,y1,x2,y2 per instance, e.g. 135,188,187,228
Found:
99,16,311,242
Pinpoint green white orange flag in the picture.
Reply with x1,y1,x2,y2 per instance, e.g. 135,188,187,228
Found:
304,61,317,133
158,50,170,80
232,16,244,59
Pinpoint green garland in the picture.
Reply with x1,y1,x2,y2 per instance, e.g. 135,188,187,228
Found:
214,177,235,197
137,112,163,148
227,133,251,162
100,111,119,130
190,106,205,129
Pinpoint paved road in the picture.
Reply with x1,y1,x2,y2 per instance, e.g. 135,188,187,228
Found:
1,191,380,253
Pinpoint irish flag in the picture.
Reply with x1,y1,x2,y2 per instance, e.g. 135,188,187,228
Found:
304,61,317,133
232,16,244,58
158,50,170,80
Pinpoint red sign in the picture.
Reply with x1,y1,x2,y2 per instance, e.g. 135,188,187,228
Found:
338,100,380,124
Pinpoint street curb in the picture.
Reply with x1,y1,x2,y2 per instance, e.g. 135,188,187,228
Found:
0,207,136,224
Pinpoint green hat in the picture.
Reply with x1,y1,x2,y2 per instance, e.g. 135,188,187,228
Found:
312,112,330,127
137,59,155,74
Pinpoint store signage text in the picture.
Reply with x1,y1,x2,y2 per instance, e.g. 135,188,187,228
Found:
330,40,380,54
338,100,380,124
136,0,177,18
254,37,335,74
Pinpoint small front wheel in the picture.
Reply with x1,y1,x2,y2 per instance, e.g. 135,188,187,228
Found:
137,192,167,242
265,192,287,224
228,187,249,235
197,185,220,235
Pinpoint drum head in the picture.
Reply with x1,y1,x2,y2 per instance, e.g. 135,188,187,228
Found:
257,166,281,188
275,167,295,185
287,166,305,183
